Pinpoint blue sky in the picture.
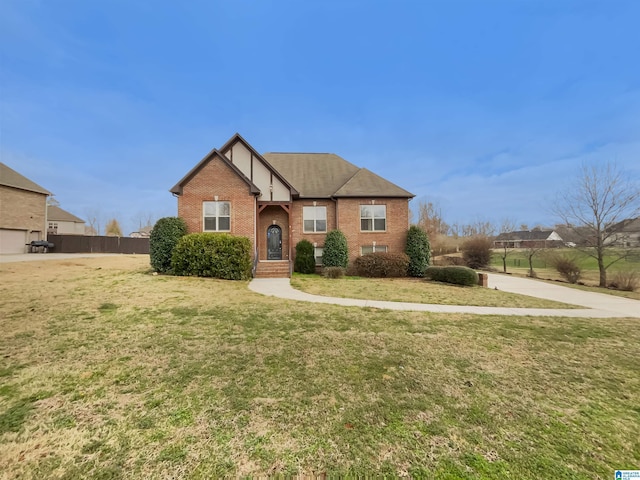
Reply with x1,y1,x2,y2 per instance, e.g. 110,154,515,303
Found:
2,0,639,235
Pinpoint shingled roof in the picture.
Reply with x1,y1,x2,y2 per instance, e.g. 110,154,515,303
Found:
0,162,51,195
47,205,85,223
494,230,559,241
263,153,414,198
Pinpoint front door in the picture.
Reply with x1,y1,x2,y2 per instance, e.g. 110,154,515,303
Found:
267,225,282,260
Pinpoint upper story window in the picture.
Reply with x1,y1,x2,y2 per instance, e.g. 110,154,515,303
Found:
360,205,386,232
203,201,230,232
303,206,327,233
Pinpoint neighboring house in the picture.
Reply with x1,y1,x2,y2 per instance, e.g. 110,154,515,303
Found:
130,225,153,238
171,133,414,277
47,205,86,235
493,229,564,249
0,162,51,254
605,217,640,247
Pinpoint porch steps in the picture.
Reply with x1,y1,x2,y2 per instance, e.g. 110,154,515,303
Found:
254,260,291,278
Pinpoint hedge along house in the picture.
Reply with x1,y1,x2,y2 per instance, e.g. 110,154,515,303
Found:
171,133,414,278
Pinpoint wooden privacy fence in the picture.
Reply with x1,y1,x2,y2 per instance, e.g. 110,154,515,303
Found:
47,235,150,254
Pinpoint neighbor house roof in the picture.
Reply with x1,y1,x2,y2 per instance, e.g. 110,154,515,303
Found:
263,153,414,198
608,217,640,233
494,230,560,241
0,162,51,195
47,205,85,223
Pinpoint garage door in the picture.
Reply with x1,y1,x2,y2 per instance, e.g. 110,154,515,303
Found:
0,229,28,254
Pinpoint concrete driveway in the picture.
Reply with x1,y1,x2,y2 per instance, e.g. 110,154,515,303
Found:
249,274,640,318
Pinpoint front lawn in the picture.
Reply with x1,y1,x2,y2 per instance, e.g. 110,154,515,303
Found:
291,274,578,309
0,256,638,478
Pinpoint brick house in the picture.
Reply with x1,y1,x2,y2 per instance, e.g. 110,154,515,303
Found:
0,162,51,254
493,229,564,249
171,134,414,277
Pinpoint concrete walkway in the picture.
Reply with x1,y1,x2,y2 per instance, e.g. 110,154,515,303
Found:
249,274,640,318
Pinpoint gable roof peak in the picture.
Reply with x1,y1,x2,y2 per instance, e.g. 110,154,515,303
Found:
47,205,85,223
0,162,51,195
170,148,260,195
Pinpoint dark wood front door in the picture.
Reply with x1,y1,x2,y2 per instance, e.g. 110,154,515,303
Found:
267,225,282,260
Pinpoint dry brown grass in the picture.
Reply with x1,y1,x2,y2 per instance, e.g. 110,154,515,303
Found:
0,255,638,478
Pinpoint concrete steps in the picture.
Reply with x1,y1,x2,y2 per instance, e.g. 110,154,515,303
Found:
254,260,291,278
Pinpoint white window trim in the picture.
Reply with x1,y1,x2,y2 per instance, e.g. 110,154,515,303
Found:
203,201,231,232
303,205,327,233
360,245,388,255
314,246,324,266
360,204,387,232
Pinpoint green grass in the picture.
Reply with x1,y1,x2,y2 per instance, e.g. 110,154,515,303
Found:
291,273,579,308
0,256,638,478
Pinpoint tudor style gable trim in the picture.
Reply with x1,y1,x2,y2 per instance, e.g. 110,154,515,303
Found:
219,133,299,200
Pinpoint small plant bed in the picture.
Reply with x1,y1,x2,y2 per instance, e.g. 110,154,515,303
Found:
291,274,579,309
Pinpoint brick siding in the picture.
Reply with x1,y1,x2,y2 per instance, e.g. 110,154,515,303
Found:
177,156,256,255
176,155,411,268
0,185,47,236
258,206,290,261
290,197,410,264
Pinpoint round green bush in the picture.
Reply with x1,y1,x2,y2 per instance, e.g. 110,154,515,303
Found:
322,230,348,268
149,217,187,274
171,233,252,280
405,225,431,277
294,239,316,274
425,266,479,286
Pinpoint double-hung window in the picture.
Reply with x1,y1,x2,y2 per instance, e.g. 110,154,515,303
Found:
203,201,230,232
314,246,324,265
360,205,386,231
303,206,327,233
361,245,388,255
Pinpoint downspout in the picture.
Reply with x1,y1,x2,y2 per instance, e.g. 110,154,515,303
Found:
253,195,258,277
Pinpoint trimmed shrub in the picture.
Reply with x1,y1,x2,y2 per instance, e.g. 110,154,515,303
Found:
432,256,466,266
461,236,492,269
323,266,345,279
149,217,187,274
294,239,316,274
322,230,348,268
425,266,479,286
354,252,409,278
405,226,431,277
171,233,252,280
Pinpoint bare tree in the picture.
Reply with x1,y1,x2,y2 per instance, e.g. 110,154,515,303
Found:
461,218,496,238
496,218,517,273
523,244,545,278
553,161,640,287
415,200,449,236
84,208,103,236
132,211,157,231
